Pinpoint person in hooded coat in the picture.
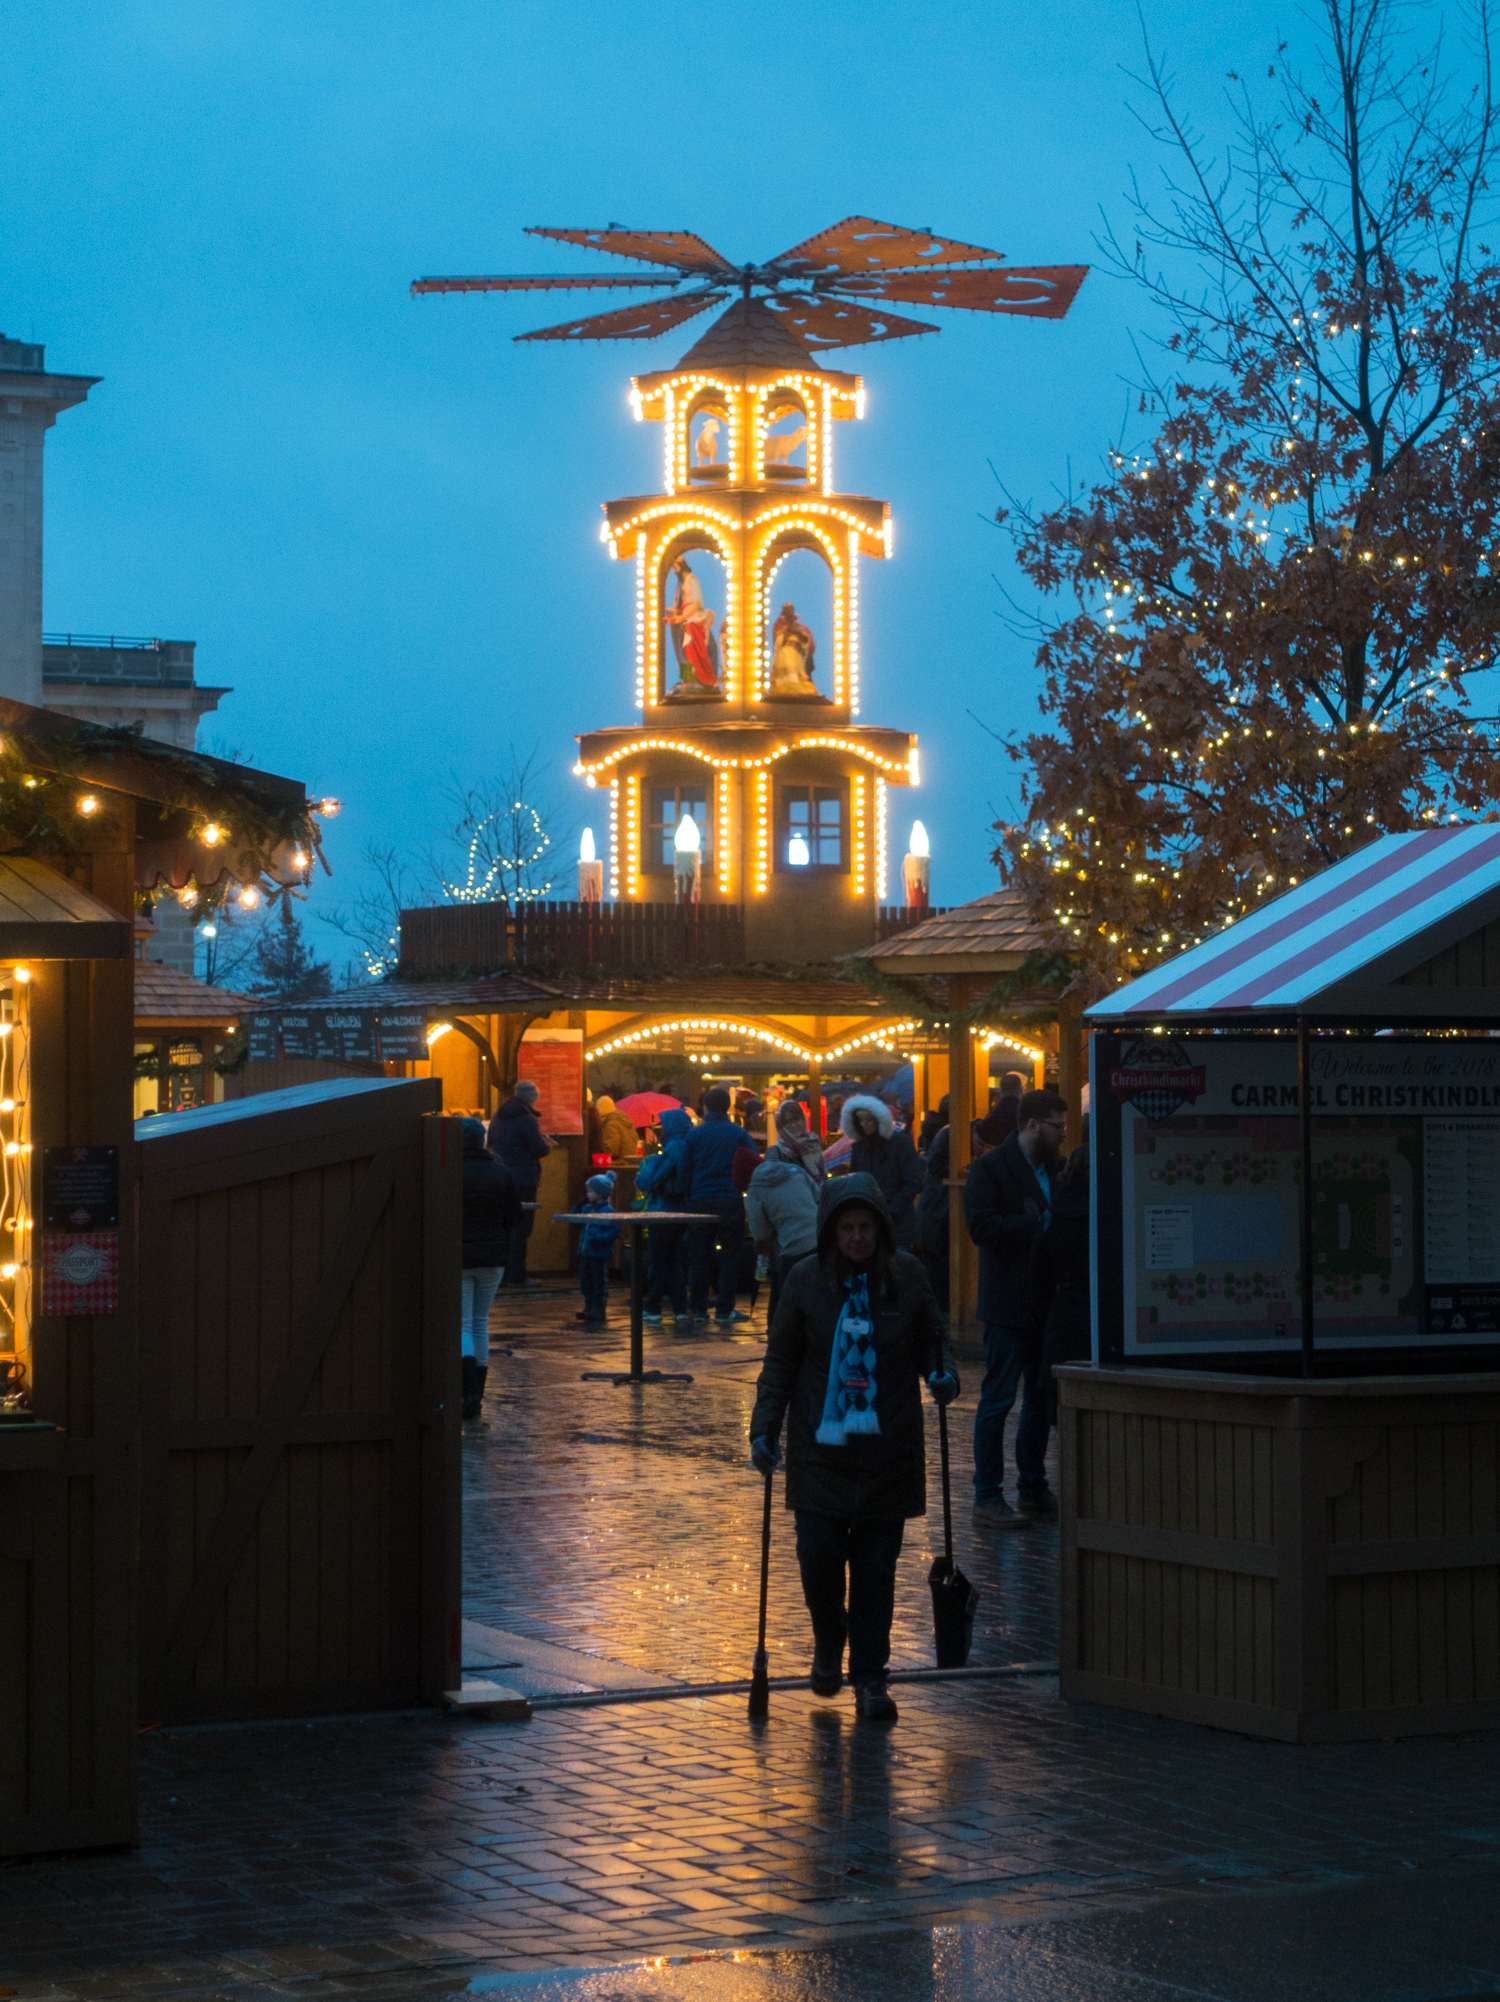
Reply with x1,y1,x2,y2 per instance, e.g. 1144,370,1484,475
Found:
594,1096,641,1160
642,1106,693,1325
487,1081,552,1287
840,1095,924,1248
749,1173,957,1722
460,1117,522,1420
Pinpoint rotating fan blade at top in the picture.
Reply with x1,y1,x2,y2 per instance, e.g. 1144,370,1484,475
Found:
770,214,1005,276
834,263,1090,320
411,274,683,296
516,290,728,343
526,226,736,276
765,295,939,350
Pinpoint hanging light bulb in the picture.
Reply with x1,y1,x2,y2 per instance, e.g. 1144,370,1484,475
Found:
178,886,199,909
238,886,261,910
77,794,100,817
201,823,225,847
292,850,309,871
317,797,342,819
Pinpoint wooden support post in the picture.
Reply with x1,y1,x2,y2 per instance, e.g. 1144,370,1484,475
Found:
807,1056,823,1139
947,978,975,1337
1058,995,1085,1152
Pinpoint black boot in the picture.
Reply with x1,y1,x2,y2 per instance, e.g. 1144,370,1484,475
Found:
854,1678,899,1722
474,1365,488,1414
461,1355,482,1421
810,1649,843,1698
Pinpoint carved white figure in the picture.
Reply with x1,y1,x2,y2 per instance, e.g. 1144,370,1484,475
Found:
765,414,808,467
694,414,723,465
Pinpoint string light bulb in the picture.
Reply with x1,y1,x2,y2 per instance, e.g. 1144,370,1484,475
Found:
317,798,342,818
77,795,100,817
237,887,261,910
201,823,225,847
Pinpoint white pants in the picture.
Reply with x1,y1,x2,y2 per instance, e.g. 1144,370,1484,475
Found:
461,1266,503,1366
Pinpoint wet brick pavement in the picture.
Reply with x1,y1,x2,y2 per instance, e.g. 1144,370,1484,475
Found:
0,1289,1498,2000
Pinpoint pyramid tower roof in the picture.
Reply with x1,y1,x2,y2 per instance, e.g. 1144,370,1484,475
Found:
674,297,817,371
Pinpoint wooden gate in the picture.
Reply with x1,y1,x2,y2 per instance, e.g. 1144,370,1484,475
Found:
135,1079,461,1723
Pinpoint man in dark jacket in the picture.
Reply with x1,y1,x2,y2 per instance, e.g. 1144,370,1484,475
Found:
460,1118,522,1419
680,1086,749,1326
964,1087,1068,1527
487,1081,552,1288
749,1173,956,1722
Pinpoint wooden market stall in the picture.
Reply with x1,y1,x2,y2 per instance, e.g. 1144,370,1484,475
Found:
133,922,256,1116
0,698,323,1858
1068,826,1500,1742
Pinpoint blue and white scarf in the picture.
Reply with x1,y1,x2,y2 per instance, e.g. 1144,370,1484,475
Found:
816,1273,881,1445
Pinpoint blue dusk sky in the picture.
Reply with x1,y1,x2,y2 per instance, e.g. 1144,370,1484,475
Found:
3,0,1282,961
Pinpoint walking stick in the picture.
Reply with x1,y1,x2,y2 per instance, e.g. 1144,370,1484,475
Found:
939,1396,954,1573
748,1466,773,1719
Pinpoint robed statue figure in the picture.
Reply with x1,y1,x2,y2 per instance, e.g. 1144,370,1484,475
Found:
665,556,721,691
768,601,817,695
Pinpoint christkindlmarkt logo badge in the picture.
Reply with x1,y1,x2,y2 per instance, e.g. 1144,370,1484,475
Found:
1108,1040,1208,1123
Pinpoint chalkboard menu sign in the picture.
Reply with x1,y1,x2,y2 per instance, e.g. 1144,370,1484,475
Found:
313,1010,377,1063
247,1012,279,1062
376,1011,428,1062
42,1146,120,1230
279,1011,315,1059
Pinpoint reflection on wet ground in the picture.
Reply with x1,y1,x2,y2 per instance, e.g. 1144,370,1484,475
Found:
2,1291,1498,2000
464,1295,1057,1684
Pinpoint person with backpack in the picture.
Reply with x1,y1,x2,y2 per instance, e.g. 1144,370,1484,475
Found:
681,1087,751,1326
639,1106,693,1326
747,1098,823,1325
576,1171,621,1326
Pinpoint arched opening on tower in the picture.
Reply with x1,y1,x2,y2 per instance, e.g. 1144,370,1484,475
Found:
658,541,729,703
762,396,810,483
761,545,832,702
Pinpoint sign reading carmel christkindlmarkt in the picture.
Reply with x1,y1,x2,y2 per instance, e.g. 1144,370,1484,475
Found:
1092,1034,1500,1363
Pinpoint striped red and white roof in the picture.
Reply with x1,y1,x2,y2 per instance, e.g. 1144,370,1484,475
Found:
1087,826,1500,1021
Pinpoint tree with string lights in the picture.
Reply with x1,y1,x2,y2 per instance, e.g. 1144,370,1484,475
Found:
997,0,1500,989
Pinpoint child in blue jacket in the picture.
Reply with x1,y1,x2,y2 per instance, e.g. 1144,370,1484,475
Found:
577,1172,621,1324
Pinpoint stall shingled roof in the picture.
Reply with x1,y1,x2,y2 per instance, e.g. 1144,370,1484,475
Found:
1088,826,1500,1024
852,888,1055,975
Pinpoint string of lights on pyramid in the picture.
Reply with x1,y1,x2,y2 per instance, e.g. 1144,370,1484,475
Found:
410,216,1087,348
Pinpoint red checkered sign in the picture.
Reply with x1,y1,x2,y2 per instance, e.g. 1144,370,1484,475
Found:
40,1231,120,1316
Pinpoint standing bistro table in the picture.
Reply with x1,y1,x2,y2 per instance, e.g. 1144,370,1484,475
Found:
553,1210,711,1385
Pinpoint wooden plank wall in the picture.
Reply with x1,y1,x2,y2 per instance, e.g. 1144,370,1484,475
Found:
136,1083,460,1723
1073,1408,1277,1708
1059,1370,1500,1742
1327,1420,1500,1710
1,815,140,1857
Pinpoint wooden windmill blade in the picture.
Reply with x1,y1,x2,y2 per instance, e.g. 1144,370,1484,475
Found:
525,226,737,276
765,295,940,350
770,215,1006,276
837,263,1091,320
515,290,729,344
411,273,683,297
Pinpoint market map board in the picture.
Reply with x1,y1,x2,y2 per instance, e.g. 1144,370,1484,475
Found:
1092,1034,1500,1363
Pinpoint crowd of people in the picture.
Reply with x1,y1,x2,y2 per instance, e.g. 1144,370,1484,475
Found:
457,1064,1093,1716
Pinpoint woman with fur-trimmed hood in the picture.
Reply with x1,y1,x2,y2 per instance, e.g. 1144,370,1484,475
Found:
839,1095,924,1248
749,1173,956,1721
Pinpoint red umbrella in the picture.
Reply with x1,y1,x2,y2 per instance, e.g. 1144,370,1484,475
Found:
613,1091,683,1125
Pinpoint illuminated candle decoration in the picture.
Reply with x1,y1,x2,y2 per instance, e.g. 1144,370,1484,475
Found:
903,819,931,911
673,812,701,906
577,826,603,903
